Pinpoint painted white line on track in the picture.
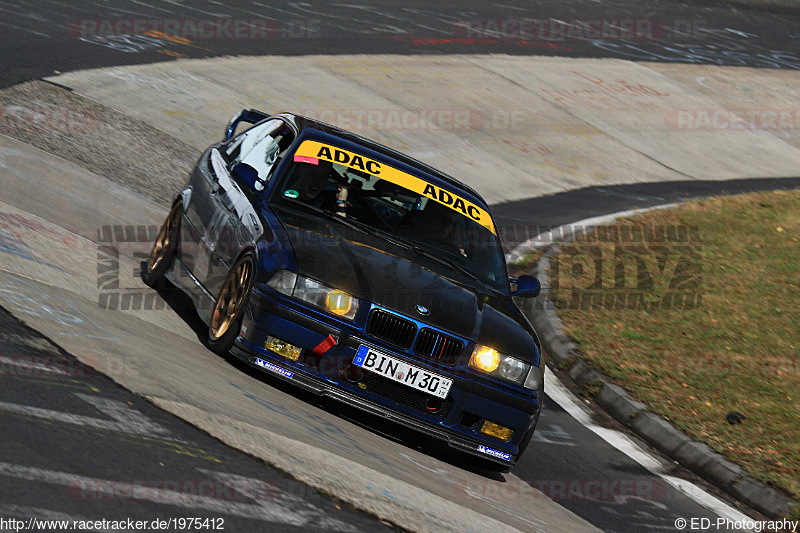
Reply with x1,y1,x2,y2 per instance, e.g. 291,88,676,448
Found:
0,393,174,439
544,371,756,526
533,201,757,526
505,203,681,265
0,356,68,376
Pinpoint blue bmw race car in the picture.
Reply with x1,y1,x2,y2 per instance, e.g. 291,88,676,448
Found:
143,110,544,468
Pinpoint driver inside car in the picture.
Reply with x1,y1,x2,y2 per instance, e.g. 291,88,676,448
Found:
292,157,350,216
423,201,468,258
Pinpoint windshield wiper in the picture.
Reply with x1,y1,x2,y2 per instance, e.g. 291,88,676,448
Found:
411,244,508,297
410,244,480,283
353,223,417,249
282,199,416,249
282,199,502,292
282,198,366,233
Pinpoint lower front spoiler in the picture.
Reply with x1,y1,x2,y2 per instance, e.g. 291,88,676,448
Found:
230,342,517,468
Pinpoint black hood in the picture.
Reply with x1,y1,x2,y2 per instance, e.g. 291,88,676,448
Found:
273,206,539,361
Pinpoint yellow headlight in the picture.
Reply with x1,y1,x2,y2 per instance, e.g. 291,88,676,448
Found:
470,345,500,373
326,290,353,316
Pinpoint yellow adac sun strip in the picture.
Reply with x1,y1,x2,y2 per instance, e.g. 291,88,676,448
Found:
294,140,497,235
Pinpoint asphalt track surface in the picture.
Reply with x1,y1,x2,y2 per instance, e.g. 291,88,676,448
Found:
491,176,800,234
0,305,393,532
1,0,800,88
1,1,798,532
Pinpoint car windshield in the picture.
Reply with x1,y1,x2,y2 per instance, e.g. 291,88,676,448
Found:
274,141,507,291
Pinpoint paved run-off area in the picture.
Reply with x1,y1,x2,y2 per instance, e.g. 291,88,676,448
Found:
44,55,800,207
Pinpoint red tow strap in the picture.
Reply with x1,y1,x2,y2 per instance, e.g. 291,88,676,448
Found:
311,335,338,355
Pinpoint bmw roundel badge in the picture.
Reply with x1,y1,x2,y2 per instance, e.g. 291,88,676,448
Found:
415,305,430,316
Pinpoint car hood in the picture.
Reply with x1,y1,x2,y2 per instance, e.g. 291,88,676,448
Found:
272,206,539,361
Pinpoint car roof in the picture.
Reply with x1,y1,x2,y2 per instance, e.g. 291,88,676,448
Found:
278,112,489,208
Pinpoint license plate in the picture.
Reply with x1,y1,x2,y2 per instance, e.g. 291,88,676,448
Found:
353,345,453,399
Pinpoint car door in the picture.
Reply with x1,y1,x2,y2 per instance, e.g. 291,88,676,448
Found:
192,119,293,297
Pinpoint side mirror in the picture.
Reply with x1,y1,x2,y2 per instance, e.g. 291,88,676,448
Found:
224,108,271,141
510,275,541,298
231,162,265,192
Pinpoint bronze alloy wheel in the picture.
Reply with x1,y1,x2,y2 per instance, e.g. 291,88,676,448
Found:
210,257,253,340
148,202,182,273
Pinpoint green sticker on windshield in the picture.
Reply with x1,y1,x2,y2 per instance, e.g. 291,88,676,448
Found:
284,189,299,199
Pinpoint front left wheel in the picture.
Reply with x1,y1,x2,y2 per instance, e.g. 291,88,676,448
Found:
208,252,255,355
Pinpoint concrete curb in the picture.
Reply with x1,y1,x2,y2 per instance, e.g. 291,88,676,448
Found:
526,245,799,520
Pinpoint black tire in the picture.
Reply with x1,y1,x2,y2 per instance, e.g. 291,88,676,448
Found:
207,252,255,355
143,202,182,288
516,424,536,460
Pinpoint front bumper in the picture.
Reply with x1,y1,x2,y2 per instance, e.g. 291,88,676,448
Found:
234,287,543,466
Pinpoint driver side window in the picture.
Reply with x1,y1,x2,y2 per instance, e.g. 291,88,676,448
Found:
223,119,294,183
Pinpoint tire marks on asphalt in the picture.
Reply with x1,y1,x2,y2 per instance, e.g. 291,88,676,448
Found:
0,304,390,532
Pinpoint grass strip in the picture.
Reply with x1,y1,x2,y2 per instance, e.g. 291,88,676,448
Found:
549,188,799,499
